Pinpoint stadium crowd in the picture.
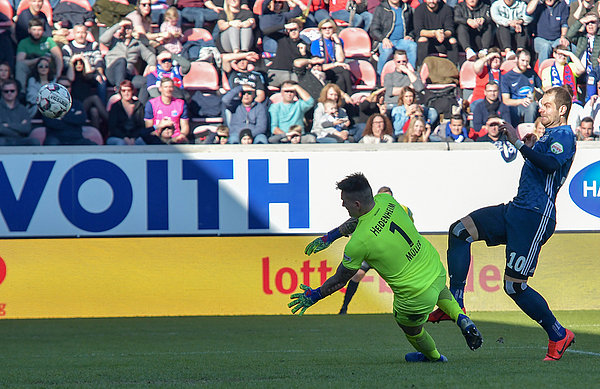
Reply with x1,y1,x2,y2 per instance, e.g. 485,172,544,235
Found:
0,0,599,145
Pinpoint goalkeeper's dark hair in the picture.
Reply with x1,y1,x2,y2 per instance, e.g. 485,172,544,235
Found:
336,173,373,203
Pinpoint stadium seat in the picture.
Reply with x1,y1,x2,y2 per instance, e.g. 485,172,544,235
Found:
221,70,231,91
17,0,53,23
349,60,377,91
339,27,371,58
539,58,555,74
106,94,122,112
83,126,104,145
0,0,14,20
300,27,320,43
420,59,457,90
459,61,476,90
29,127,46,144
380,60,396,85
500,59,517,73
333,19,349,28
351,91,370,105
252,0,264,15
183,61,220,91
269,92,283,104
183,28,213,42
517,123,535,139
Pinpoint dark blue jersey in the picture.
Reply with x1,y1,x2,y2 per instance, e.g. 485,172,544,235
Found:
512,125,576,220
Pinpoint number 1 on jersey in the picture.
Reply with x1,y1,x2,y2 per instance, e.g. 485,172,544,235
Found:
389,221,413,246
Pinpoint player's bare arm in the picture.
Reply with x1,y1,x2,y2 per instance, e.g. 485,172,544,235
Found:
320,263,358,297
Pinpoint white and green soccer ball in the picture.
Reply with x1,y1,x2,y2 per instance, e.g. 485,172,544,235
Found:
36,82,72,119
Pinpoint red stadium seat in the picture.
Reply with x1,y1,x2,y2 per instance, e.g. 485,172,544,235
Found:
459,61,476,90
29,127,46,144
380,60,396,85
0,0,14,20
539,58,555,74
183,61,220,91
500,59,517,73
333,19,349,28
221,70,230,91
16,0,53,23
300,27,320,43
106,94,122,112
349,60,377,91
351,91,370,104
253,0,264,15
83,126,104,145
269,92,283,104
517,123,535,139
339,27,371,58
183,28,213,42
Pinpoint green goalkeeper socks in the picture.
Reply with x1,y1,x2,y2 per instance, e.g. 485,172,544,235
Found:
405,328,440,361
436,286,464,322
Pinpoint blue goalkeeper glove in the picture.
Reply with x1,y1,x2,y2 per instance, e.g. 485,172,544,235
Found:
288,284,323,316
304,228,342,256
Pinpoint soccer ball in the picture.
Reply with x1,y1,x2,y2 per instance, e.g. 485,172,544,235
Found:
36,82,72,119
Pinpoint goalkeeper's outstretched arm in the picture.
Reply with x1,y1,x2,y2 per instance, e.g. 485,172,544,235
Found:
320,263,358,297
305,218,358,255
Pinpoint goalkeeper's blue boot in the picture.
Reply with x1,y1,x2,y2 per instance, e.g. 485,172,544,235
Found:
405,352,448,363
457,314,483,351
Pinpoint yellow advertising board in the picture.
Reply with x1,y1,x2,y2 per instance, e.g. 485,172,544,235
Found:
0,233,597,319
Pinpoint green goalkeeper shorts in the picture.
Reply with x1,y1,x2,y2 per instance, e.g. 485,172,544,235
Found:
392,269,447,327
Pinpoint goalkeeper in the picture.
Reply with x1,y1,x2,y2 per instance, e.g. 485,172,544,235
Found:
289,173,483,362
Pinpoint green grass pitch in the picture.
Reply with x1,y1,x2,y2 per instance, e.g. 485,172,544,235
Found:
0,311,599,387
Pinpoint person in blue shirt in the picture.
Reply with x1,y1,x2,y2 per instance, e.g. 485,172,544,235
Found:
526,0,570,65
500,49,542,126
429,86,577,362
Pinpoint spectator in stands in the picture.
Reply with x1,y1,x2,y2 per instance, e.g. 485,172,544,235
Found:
15,18,63,93
69,54,109,136
0,79,39,145
526,0,569,66
303,0,329,27
475,113,503,142
313,99,352,143
490,0,533,60
567,10,600,101
329,0,373,32
222,85,268,143
178,0,222,29
161,7,184,55
472,81,511,137
0,62,21,101
222,51,267,103
15,0,52,43
296,56,329,99
453,0,492,61
413,0,458,65
107,80,146,145
391,86,436,136
370,0,417,74
238,128,253,144
217,0,256,53
383,50,424,108
43,77,98,145
100,18,157,88
500,49,541,125
62,24,107,103
310,19,353,94
26,57,62,117
127,0,168,50
268,18,308,86
52,0,95,29
402,116,430,142
351,87,387,128
268,80,315,142
146,51,189,102
259,0,306,54
268,124,304,143
312,82,358,138
144,77,190,144
0,9,14,68
432,114,472,142
582,77,600,123
576,116,598,140
471,47,502,103
359,113,394,143
540,46,585,100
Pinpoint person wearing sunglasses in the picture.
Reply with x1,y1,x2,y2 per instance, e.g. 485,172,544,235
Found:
309,19,353,93
566,9,600,101
222,85,268,143
0,79,39,146
145,51,190,102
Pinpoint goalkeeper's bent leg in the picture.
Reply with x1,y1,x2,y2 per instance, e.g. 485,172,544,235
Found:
405,328,441,361
436,286,465,323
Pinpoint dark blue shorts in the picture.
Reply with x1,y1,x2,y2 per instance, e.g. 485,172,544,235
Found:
469,203,556,280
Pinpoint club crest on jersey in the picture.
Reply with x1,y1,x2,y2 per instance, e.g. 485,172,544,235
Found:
550,142,564,154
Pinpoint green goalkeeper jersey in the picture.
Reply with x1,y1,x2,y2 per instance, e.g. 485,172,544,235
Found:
342,193,443,299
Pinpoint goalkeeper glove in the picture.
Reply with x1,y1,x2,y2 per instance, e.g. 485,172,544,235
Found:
304,227,342,255
288,284,323,316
